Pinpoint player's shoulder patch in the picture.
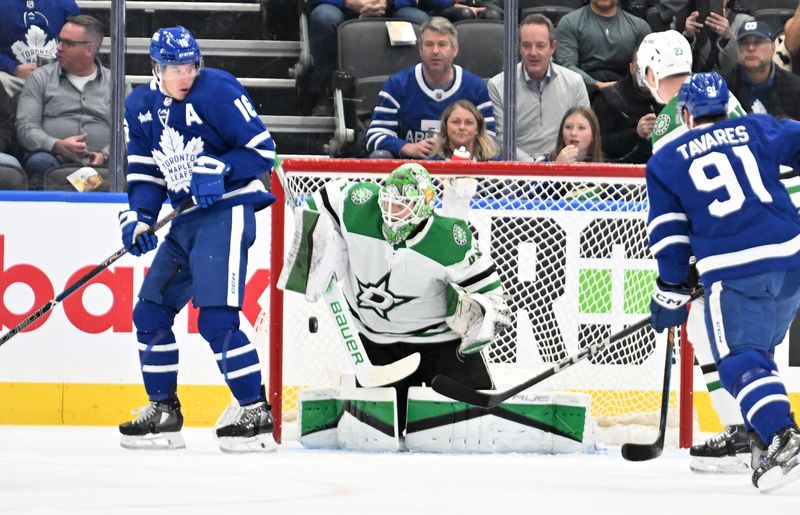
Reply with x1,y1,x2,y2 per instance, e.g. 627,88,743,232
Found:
410,214,473,266
653,112,673,138
452,222,468,247
349,184,375,205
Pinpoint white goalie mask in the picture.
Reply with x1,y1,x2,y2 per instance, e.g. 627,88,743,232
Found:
636,30,692,104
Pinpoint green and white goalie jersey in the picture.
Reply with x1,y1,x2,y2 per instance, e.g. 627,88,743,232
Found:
309,180,503,345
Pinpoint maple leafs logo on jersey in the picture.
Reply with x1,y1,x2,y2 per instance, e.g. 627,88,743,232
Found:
151,126,204,193
11,26,56,64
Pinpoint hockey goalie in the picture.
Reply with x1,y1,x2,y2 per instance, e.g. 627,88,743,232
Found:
278,163,596,453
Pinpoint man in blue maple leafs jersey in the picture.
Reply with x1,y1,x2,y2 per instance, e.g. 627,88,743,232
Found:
118,26,276,454
646,71,800,492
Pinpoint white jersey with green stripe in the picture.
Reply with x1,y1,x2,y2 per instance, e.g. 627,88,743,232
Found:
309,180,503,345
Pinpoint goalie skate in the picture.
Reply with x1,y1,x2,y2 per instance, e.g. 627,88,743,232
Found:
752,427,800,493
119,399,185,450
216,401,277,453
689,424,751,474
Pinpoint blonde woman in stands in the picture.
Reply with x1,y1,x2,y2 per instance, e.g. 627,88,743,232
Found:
548,106,603,163
430,99,498,161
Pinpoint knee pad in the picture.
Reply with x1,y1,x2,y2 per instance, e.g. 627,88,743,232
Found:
197,306,241,343
133,299,177,344
717,348,777,397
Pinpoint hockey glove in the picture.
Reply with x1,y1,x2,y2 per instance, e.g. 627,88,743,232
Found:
446,284,512,355
191,154,230,208
119,209,157,257
650,278,691,333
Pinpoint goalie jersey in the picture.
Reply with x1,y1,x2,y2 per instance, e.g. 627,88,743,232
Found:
646,114,800,287
309,180,503,344
124,68,276,218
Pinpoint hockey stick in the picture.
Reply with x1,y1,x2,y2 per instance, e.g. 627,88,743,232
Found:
621,326,675,461
0,199,193,348
272,159,420,387
431,288,704,408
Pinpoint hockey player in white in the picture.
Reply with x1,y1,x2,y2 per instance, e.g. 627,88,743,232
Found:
279,163,509,431
647,71,800,492
638,30,750,472
118,26,277,452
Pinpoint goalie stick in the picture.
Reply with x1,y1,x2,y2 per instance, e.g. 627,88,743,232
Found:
621,326,675,462
431,288,704,408
0,199,194,348
272,159,420,387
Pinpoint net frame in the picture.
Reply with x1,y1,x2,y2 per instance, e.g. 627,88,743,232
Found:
267,158,694,445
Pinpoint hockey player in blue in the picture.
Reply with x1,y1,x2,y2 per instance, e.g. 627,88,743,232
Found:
646,72,800,492
365,16,495,159
118,26,277,453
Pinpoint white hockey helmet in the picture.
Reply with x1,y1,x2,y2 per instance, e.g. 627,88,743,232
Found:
636,30,692,104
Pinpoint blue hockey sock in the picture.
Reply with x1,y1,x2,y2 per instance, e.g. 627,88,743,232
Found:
718,348,794,443
198,307,263,405
133,300,179,402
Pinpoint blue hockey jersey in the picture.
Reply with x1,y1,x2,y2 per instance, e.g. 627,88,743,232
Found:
646,114,800,286
0,0,79,74
124,68,276,218
366,64,495,157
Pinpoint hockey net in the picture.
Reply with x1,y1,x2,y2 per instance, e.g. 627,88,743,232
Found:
264,158,693,446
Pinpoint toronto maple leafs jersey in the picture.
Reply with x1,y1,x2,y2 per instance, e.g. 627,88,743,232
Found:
646,114,800,287
124,68,275,218
366,64,495,157
0,0,79,74
650,93,746,154
309,180,503,344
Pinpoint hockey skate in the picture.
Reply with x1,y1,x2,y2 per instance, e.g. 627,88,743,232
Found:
119,398,185,450
216,401,276,453
689,424,751,474
752,427,800,492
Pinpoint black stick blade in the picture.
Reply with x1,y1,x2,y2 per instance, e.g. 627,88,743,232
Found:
621,442,664,462
431,375,496,408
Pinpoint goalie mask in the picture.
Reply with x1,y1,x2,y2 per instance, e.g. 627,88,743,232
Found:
150,26,204,98
379,163,436,245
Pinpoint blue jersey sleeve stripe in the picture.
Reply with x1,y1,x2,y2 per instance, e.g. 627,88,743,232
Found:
128,155,156,165
696,233,800,276
650,235,691,255
245,130,274,149
476,100,492,111
370,120,399,127
647,212,689,235
377,91,400,109
373,106,398,115
128,173,167,186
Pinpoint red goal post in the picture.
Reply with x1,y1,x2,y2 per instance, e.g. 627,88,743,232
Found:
267,158,695,446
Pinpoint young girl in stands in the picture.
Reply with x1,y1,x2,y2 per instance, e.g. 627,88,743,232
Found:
548,106,604,163
430,99,499,161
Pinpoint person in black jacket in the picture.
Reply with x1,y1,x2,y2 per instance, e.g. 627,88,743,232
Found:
591,44,661,163
723,20,800,121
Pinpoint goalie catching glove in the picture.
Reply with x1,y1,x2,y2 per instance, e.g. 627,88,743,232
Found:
445,284,511,355
650,277,691,333
278,207,348,302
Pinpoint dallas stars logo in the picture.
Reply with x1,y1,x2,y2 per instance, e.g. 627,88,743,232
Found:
355,272,415,320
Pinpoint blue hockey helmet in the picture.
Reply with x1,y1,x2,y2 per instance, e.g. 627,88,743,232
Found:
678,72,729,120
149,26,202,66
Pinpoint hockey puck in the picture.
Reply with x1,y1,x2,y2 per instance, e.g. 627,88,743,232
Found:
308,316,319,333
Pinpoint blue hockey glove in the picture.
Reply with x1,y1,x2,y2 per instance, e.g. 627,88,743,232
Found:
650,278,691,333
119,210,157,256
190,154,230,208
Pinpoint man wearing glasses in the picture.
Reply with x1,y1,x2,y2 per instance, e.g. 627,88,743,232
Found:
722,20,800,121
15,15,126,189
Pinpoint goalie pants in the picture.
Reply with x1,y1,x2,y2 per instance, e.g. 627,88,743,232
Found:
360,336,493,430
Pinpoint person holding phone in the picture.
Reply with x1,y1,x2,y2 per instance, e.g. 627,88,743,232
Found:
682,0,754,73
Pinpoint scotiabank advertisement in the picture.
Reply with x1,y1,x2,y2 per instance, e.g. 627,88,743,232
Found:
0,194,271,425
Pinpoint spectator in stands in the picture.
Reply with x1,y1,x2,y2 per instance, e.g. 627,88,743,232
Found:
488,14,589,161
681,0,753,73
16,15,126,189
723,20,800,120
0,85,24,178
366,17,494,159
307,0,429,116
554,0,651,95
428,0,503,22
591,39,660,163
784,2,800,74
0,0,80,98
429,99,498,160
546,106,603,163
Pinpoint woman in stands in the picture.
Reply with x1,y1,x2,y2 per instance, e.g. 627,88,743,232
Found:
430,99,499,161
548,106,604,163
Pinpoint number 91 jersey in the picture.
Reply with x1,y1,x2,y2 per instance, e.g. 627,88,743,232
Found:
124,68,275,216
646,114,800,286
